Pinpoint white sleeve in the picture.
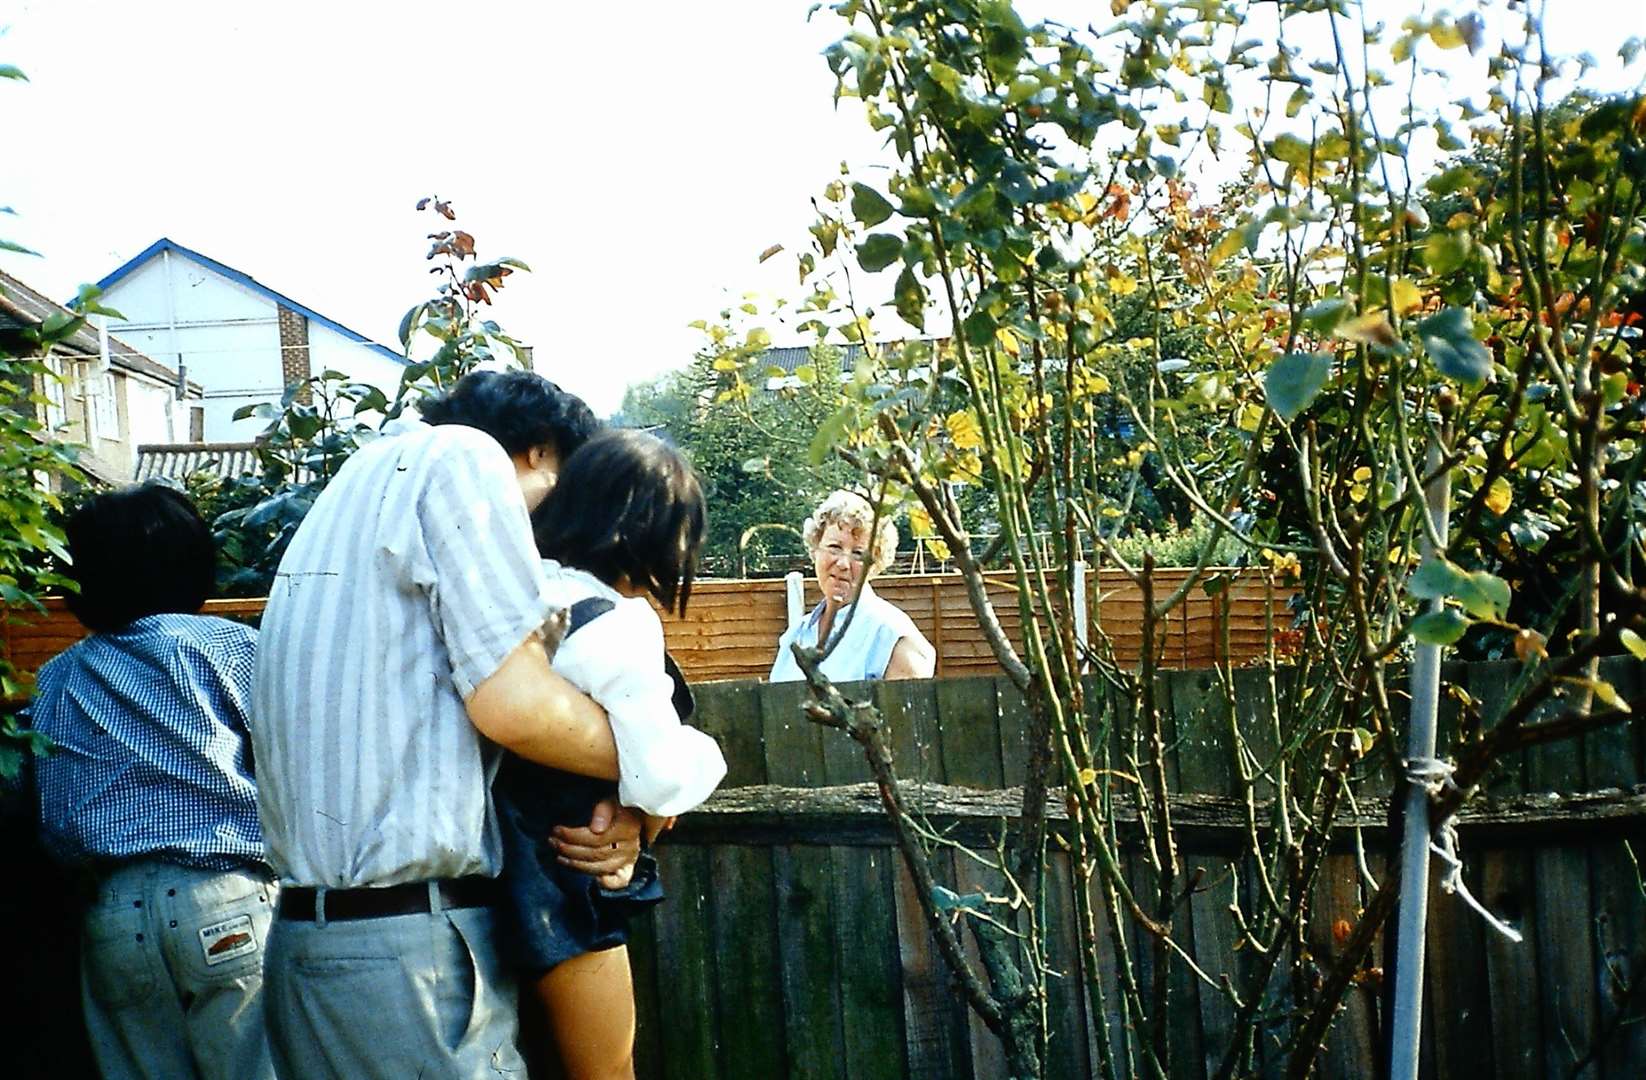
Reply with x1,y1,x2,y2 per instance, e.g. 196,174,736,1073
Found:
551,597,728,816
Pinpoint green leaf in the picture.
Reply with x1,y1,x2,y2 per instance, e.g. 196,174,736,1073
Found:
1424,231,1470,276
1455,570,1511,620
1268,133,1312,168
1411,608,1469,645
856,233,903,272
1417,307,1491,384
850,183,896,227
40,311,81,338
930,885,987,912
0,65,28,81
1301,298,1351,333
1409,558,1511,619
1408,557,1469,600
397,303,426,348
893,266,926,331
1263,352,1333,422
962,310,997,348
808,406,853,465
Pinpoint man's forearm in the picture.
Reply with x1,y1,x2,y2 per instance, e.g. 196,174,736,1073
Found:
466,636,620,779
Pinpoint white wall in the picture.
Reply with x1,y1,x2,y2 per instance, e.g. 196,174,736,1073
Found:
98,249,403,441
308,321,405,397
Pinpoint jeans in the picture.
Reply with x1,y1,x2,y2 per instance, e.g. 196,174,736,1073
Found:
263,886,526,1080
80,860,277,1080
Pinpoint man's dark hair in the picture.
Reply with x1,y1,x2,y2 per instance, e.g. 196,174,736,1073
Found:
531,430,706,616
63,483,216,632
421,369,600,460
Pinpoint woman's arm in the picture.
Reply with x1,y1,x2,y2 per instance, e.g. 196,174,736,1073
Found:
883,632,937,679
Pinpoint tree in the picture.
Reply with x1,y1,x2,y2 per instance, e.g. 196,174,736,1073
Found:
0,62,104,781
618,347,858,575
200,198,536,595
708,3,1645,1076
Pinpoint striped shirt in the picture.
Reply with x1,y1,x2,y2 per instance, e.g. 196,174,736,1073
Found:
26,614,264,871
252,421,553,888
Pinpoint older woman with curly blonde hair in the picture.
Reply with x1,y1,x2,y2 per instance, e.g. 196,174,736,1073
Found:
768,490,936,683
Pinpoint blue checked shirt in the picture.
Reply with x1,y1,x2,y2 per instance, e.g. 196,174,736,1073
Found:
25,613,266,871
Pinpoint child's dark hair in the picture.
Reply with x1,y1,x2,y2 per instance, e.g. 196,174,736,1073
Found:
63,483,216,632
531,430,705,616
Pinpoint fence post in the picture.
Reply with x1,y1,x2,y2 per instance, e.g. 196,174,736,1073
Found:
784,571,805,631
1390,438,1451,1080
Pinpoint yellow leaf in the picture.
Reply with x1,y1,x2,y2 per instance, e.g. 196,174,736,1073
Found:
1352,466,1373,482
1565,677,1631,712
1620,628,1646,661
1077,767,1098,787
1484,476,1512,516
1428,21,1465,49
908,505,935,538
926,538,951,561
1391,277,1422,315
1334,311,1399,347
1210,228,1245,268
945,410,983,450
1236,403,1263,432
995,327,1021,357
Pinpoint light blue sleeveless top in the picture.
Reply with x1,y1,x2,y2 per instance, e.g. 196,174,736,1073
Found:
768,583,921,683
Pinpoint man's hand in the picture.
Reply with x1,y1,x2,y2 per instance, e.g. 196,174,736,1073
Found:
552,797,643,889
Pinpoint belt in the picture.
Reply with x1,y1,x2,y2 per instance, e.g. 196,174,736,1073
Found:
278,877,496,922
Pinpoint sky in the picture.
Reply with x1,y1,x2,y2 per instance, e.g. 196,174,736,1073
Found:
2,1,1643,416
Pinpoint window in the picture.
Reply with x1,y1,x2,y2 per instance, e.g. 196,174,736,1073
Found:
41,356,66,431
91,372,118,440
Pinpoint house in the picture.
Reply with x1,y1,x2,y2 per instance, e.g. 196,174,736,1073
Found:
0,269,203,485
86,238,406,440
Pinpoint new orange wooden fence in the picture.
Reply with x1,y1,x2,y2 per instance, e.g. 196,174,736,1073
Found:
2,568,1294,689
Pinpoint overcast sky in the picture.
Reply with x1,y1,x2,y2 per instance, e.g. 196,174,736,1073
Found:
2,1,1642,415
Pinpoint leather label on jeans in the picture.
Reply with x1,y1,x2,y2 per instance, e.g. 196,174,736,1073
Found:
199,913,257,966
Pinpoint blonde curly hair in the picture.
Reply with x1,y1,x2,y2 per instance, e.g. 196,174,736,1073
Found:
802,490,899,577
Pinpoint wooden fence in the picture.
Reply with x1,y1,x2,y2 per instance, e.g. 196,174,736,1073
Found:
0,567,1292,690
605,662,1646,1080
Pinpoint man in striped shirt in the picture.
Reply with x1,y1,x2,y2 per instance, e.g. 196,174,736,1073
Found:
252,371,639,1079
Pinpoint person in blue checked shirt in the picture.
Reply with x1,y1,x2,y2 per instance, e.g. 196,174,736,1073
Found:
24,483,275,1080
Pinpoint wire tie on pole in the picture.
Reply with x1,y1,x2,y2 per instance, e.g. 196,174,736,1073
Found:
1405,756,1524,944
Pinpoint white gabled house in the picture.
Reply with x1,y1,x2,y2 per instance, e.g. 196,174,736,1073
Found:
89,238,406,441
1,269,203,486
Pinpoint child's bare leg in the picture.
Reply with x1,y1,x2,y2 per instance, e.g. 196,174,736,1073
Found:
534,946,637,1080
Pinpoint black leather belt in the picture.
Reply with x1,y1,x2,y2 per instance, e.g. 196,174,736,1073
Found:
278,876,496,922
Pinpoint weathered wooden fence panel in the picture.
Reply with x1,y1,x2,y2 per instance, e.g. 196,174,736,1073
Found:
620,665,1645,1080
4,659,1641,1078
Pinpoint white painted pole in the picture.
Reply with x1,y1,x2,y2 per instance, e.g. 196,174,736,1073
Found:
784,571,805,631
1390,439,1451,1080
1072,560,1089,671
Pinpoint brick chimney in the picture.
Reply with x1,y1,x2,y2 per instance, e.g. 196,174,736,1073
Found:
277,305,311,403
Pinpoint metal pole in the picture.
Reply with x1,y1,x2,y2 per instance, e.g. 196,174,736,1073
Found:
1389,438,1451,1080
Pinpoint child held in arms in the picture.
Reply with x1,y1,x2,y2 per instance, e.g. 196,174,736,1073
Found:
496,428,727,1079
24,483,275,1080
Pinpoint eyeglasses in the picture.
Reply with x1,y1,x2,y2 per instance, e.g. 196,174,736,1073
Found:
821,542,867,565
